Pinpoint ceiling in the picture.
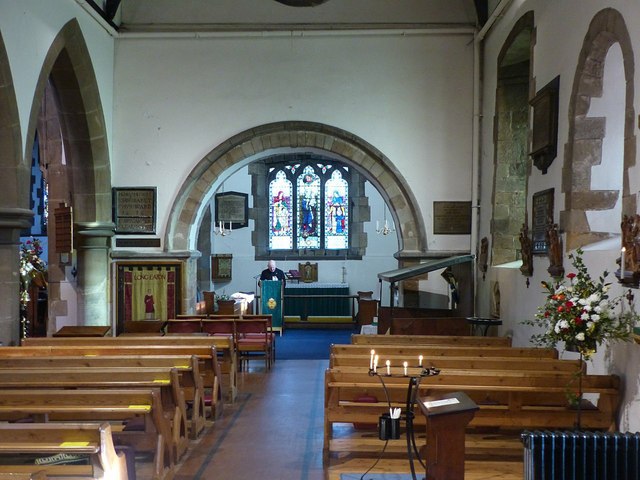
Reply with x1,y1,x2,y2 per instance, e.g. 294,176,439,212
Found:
89,0,488,33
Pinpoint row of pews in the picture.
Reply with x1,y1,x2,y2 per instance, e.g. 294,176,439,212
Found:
0,334,238,480
324,333,621,467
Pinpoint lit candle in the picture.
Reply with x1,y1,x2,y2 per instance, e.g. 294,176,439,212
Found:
370,349,375,370
403,361,408,376
386,360,391,376
621,247,626,278
419,355,423,367
219,221,223,232
374,355,379,373
229,221,233,232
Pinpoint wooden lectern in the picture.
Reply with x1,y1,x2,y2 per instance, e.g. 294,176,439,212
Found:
418,391,478,480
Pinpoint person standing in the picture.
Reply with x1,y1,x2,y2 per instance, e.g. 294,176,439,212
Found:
259,260,286,286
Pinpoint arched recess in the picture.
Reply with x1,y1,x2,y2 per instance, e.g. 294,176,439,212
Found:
490,11,534,266
0,31,31,345
24,19,114,330
167,121,426,257
561,8,635,250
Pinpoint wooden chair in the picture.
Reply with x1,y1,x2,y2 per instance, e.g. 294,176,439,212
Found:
201,319,235,336
123,320,166,334
235,319,271,371
241,314,276,365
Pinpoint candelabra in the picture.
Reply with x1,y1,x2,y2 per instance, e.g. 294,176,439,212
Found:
214,221,232,236
376,207,396,235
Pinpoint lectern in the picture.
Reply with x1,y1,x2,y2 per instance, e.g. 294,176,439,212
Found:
419,391,478,480
260,280,284,334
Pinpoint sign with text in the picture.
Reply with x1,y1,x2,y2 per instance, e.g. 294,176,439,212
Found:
113,187,157,234
433,201,472,235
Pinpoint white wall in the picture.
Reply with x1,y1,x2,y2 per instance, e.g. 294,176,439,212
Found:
478,0,640,432
0,0,115,156
112,29,476,254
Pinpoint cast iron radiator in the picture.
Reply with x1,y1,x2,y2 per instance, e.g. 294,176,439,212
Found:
522,430,640,480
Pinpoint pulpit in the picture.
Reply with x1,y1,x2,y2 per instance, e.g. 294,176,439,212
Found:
418,391,478,480
260,280,284,333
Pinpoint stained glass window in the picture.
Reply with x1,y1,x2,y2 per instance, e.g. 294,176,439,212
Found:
324,170,348,249
267,160,350,253
269,170,293,250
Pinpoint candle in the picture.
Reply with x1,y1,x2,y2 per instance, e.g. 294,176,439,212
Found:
376,220,380,231
386,360,391,376
418,355,423,367
374,355,379,373
621,247,626,278
229,221,232,232
370,349,375,370
403,361,408,376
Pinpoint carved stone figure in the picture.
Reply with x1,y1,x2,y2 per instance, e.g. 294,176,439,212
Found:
519,223,533,277
620,214,640,275
546,223,564,278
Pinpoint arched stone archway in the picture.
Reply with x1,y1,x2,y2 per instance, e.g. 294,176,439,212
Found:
166,121,427,257
24,19,114,333
561,8,636,250
0,31,30,344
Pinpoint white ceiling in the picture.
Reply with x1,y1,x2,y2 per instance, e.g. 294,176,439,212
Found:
118,0,480,32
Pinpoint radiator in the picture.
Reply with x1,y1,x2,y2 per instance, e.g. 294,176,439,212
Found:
522,430,640,480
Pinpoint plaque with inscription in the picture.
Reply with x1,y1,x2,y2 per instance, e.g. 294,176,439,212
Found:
215,191,248,228
212,254,232,281
113,187,157,234
532,188,554,254
433,201,472,235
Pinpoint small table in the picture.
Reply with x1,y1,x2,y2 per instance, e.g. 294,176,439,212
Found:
465,317,502,336
53,326,112,337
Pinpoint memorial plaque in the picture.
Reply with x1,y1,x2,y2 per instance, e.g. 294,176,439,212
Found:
215,191,248,228
113,187,157,234
433,201,472,235
532,188,554,254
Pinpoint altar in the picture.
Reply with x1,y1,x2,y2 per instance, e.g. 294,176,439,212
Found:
284,283,350,319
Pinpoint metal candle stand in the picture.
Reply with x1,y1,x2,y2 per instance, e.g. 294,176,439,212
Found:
369,366,440,480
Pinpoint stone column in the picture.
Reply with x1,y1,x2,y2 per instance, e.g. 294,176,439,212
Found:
0,208,34,345
75,222,114,326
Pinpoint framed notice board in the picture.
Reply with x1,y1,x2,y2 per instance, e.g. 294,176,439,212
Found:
113,187,157,234
532,188,554,254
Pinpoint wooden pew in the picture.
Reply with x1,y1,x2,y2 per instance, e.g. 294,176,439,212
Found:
0,388,173,480
350,334,511,347
330,353,584,373
0,422,128,480
0,355,208,437
331,343,559,359
20,337,234,404
0,367,189,459
323,367,620,461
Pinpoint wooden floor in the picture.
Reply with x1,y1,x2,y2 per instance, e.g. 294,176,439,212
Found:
147,359,523,480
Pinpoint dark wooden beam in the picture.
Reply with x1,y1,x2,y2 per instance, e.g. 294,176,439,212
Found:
82,0,120,31
474,0,488,26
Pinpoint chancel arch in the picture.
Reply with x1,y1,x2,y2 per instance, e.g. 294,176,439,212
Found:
166,121,426,309
561,8,636,251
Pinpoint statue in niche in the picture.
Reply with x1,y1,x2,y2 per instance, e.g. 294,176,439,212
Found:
519,221,533,277
546,222,564,278
620,214,640,276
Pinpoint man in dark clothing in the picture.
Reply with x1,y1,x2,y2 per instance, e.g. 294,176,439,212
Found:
259,260,286,286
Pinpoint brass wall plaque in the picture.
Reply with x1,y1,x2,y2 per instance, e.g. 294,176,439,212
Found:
113,187,157,234
433,201,472,234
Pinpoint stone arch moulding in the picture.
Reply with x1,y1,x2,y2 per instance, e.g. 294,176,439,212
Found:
24,18,113,226
166,121,427,256
561,8,636,251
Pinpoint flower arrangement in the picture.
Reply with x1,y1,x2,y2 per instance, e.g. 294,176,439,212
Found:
19,238,47,337
525,248,635,359
19,238,47,304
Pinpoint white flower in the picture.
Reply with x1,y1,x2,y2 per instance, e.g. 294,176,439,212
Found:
587,321,594,330
575,332,585,341
587,293,600,304
578,298,588,306
603,285,610,293
590,314,600,322
581,312,590,321
594,306,602,314
583,305,592,312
